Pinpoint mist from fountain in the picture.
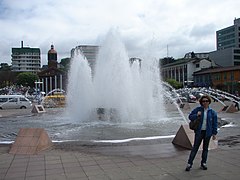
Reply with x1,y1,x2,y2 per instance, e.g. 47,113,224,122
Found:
66,51,94,122
67,30,166,124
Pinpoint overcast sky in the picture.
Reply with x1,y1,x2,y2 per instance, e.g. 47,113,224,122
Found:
0,0,239,65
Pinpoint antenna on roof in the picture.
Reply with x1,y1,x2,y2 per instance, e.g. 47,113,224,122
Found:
167,45,169,57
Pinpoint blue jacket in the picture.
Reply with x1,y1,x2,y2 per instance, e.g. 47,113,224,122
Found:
188,106,218,137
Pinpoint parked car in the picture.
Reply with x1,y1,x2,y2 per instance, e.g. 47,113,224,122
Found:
0,95,32,109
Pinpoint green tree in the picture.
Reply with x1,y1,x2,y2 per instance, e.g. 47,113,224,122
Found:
0,63,11,71
159,57,175,66
60,57,71,71
16,72,39,87
165,79,182,89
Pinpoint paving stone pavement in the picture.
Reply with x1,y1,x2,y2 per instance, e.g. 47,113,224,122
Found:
0,102,240,180
0,140,240,180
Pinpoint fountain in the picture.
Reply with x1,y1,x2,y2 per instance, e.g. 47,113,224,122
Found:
63,29,186,143
67,30,167,123
0,30,186,144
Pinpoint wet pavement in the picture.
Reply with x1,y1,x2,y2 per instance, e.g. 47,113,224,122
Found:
0,102,240,180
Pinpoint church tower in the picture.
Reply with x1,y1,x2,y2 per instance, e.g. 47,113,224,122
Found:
48,44,57,68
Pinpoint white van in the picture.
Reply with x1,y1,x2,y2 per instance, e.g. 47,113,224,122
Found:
0,95,32,109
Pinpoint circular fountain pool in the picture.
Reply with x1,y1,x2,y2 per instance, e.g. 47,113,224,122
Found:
0,107,186,144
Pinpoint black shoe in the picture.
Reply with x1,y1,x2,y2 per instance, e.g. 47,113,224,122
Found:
201,163,207,170
185,164,192,171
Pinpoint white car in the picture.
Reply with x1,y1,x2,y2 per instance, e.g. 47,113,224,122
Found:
0,95,32,109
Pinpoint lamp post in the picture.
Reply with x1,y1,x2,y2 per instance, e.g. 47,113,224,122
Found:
35,81,43,92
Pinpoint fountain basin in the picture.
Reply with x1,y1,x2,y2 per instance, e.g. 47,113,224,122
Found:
0,107,185,144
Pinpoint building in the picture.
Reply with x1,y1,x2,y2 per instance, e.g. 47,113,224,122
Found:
38,44,67,93
48,44,57,68
209,48,240,66
184,52,209,59
216,18,240,50
160,18,240,89
161,57,215,86
11,41,41,73
209,18,240,67
193,66,240,94
71,45,99,74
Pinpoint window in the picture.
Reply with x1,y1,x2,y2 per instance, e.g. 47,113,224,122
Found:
230,72,234,80
0,98,8,102
196,64,200,68
234,61,240,65
9,98,18,102
234,55,240,60
20,97,28,102
224,73,227,80
234,49,240,53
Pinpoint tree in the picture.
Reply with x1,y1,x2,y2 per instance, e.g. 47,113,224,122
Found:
165,79,182,89
16,72,39,87
60,57,71,72
159,57,175,66
0,63,11,71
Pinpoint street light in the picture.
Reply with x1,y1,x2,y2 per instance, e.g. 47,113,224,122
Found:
35,81,43,92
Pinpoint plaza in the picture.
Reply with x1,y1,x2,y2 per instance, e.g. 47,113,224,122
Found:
0,102,239,180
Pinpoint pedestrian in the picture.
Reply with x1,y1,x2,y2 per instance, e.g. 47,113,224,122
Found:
185,94,218,171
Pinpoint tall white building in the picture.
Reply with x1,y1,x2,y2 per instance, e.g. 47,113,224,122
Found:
11,41,41,73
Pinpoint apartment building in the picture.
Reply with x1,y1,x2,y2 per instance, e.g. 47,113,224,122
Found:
11,41,41,73
217,18,240,50
210,18,240,66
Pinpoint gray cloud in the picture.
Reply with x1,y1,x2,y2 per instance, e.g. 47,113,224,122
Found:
190,23,216,38
0,0,239,65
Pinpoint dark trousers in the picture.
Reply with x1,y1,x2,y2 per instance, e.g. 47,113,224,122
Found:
187,130,211,165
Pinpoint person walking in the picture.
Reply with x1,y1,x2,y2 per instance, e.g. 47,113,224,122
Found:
185,94,218,171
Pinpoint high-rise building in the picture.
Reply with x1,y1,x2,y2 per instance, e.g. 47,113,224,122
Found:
71,45,99,73
11,41,41,73
216,18,240,50
210,18,240,66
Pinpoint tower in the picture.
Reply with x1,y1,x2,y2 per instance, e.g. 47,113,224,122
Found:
48,44,57,68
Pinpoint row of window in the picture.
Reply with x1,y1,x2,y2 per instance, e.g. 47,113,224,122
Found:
12,56,40,59
218,39,235,47
217,33,235,41
13,68,40,70
234,61,240,65
194,73,237,83
195,75,211,83
234,55,240,60
234,49,240,53
12,60,40,62
213,72,235,81
14,64,41,67
217,27,235,36
13,52,40,55
12,62,40,65
0,97,28,103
